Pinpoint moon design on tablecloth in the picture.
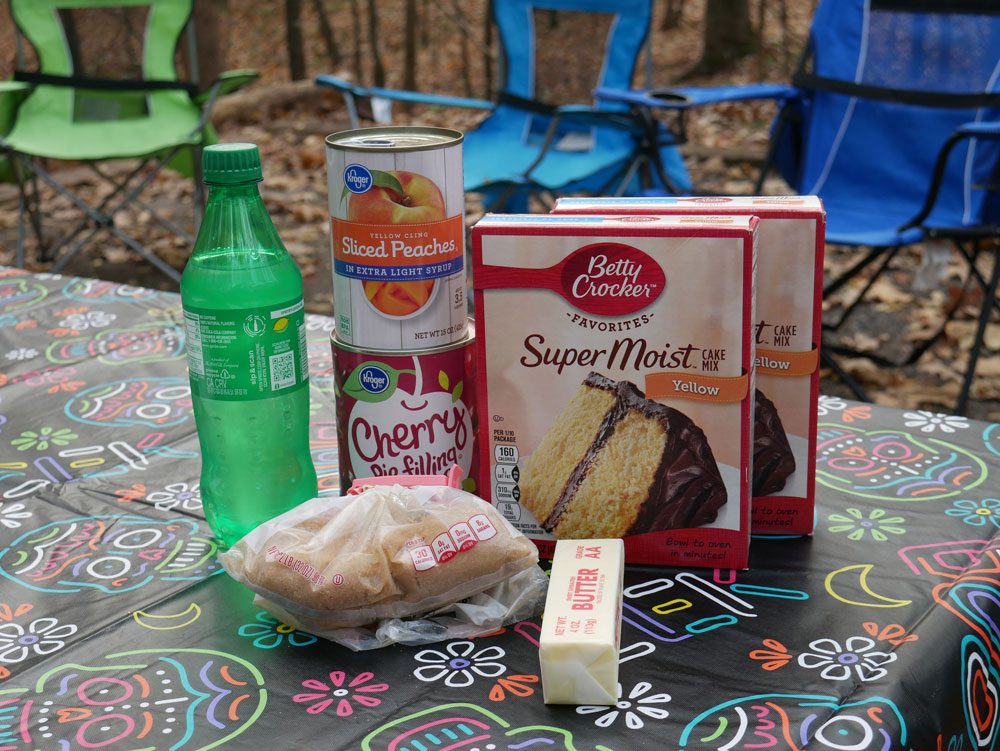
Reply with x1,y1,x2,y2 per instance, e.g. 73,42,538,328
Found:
0,515,221,594
983,424,1000,460
825,564,913,609
678,694,907,750
46,324,185,366
133,603,203,630
0,277,48,313
816,424,987,500
0,648,265,750
64,378,192,428
362,703,614,751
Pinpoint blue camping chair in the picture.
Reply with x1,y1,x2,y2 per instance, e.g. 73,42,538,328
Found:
595,0,1000,414
316,0,691,213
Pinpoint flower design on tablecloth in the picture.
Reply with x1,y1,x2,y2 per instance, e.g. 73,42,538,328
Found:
797,636,896,682
59,309,116,330
749,639,794,671
0,501,32,529
577,681,671,729
147,482,203,512
413,641,507,687
0,616,78,664
816,395,848,416
489,674,539,701
4,347,37,361
237,611,319,649
902,410,969,433
10,426,78,452
293,671,389,715
946,498,1000,528
828,507,906,541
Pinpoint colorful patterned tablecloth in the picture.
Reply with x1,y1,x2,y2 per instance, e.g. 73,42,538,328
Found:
1,265,999,750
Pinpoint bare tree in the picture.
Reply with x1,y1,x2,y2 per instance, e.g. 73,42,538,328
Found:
688,0,754,77
349,0,363,82
366,0,386,87
285,0,306,80
660,0,685,31
310,0,343,68
401,0,417,111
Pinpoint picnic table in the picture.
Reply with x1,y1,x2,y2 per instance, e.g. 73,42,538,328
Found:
1,265,998,749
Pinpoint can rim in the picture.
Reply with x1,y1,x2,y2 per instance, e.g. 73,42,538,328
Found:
325,126,464,152
331,319,474,356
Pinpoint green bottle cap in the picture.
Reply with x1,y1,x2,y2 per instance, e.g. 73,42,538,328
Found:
203,143,263,184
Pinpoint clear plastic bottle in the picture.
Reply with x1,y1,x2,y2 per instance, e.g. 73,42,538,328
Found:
181,143,317,547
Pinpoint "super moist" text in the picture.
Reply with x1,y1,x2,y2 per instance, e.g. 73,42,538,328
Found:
520,334,699,374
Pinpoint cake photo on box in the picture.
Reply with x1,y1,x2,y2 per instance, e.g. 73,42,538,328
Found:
519,372,728,538
753,388,796,496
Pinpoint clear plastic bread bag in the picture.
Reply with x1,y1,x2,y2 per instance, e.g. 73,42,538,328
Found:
220,477,547,651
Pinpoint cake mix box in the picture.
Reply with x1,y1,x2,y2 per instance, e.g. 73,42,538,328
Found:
471,214,757,569
553,196,825,535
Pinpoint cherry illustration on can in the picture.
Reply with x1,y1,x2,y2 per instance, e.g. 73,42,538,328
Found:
331,325,478,494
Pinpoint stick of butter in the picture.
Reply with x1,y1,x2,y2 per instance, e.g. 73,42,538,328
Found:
539,538,625,705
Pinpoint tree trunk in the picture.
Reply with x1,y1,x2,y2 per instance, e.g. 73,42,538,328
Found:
366,0,386,87
191,0,228,91
285,0,307,81
349,0,363,82
483,0,494,100
402,0,418,112
310,0,342,68
689,0,754,77
660,0,685,31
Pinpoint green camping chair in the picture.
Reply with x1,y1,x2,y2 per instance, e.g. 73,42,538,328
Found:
0,0,257,282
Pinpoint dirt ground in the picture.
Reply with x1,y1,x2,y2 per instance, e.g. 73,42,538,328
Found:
1,1,998,420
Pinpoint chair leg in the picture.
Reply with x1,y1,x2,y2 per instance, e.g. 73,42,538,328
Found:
956,249,1000,416
820,346,871,403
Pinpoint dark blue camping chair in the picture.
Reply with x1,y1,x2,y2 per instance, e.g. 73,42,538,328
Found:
596,0,1000,414
316,0,691,212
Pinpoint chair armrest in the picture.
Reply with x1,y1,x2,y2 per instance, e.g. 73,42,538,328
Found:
0,80,31,94
194,69,258,105
315,74,492,110
594,83,799,110
957,120,1000,138
901,120,1000,231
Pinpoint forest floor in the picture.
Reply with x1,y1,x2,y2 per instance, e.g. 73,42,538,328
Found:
1,0,998,420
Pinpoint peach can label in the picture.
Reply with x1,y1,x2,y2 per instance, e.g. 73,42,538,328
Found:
326,127,468,350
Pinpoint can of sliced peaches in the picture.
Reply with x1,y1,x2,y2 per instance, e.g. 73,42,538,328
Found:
330,323,479,494
326,126,467,351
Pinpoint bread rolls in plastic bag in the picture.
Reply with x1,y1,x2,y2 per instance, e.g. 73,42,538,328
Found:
221,482,546,650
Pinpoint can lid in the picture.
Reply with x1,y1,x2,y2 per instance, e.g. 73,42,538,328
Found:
325,126,463,153
203,143,263,184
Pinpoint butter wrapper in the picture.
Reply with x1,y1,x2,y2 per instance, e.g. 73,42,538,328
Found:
539,539,624,705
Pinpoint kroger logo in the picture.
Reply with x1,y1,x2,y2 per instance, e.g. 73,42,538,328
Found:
344,164,373,194
358,365,390,394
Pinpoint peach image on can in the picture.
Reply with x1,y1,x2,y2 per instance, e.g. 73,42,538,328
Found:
326,127,467,351
331,324,478,494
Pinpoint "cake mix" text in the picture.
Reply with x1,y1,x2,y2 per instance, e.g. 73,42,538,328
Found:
520,333,700,374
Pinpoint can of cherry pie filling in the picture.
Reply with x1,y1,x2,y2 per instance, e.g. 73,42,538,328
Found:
326,126,467,351
330,322,478,494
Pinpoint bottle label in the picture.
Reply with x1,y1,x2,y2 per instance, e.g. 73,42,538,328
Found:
183,297,308,401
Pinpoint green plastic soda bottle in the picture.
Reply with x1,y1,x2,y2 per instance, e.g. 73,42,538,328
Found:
181,143,317,548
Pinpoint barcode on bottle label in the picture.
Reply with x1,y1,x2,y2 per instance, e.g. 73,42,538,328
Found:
269,350,296,390
183,312,205,376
